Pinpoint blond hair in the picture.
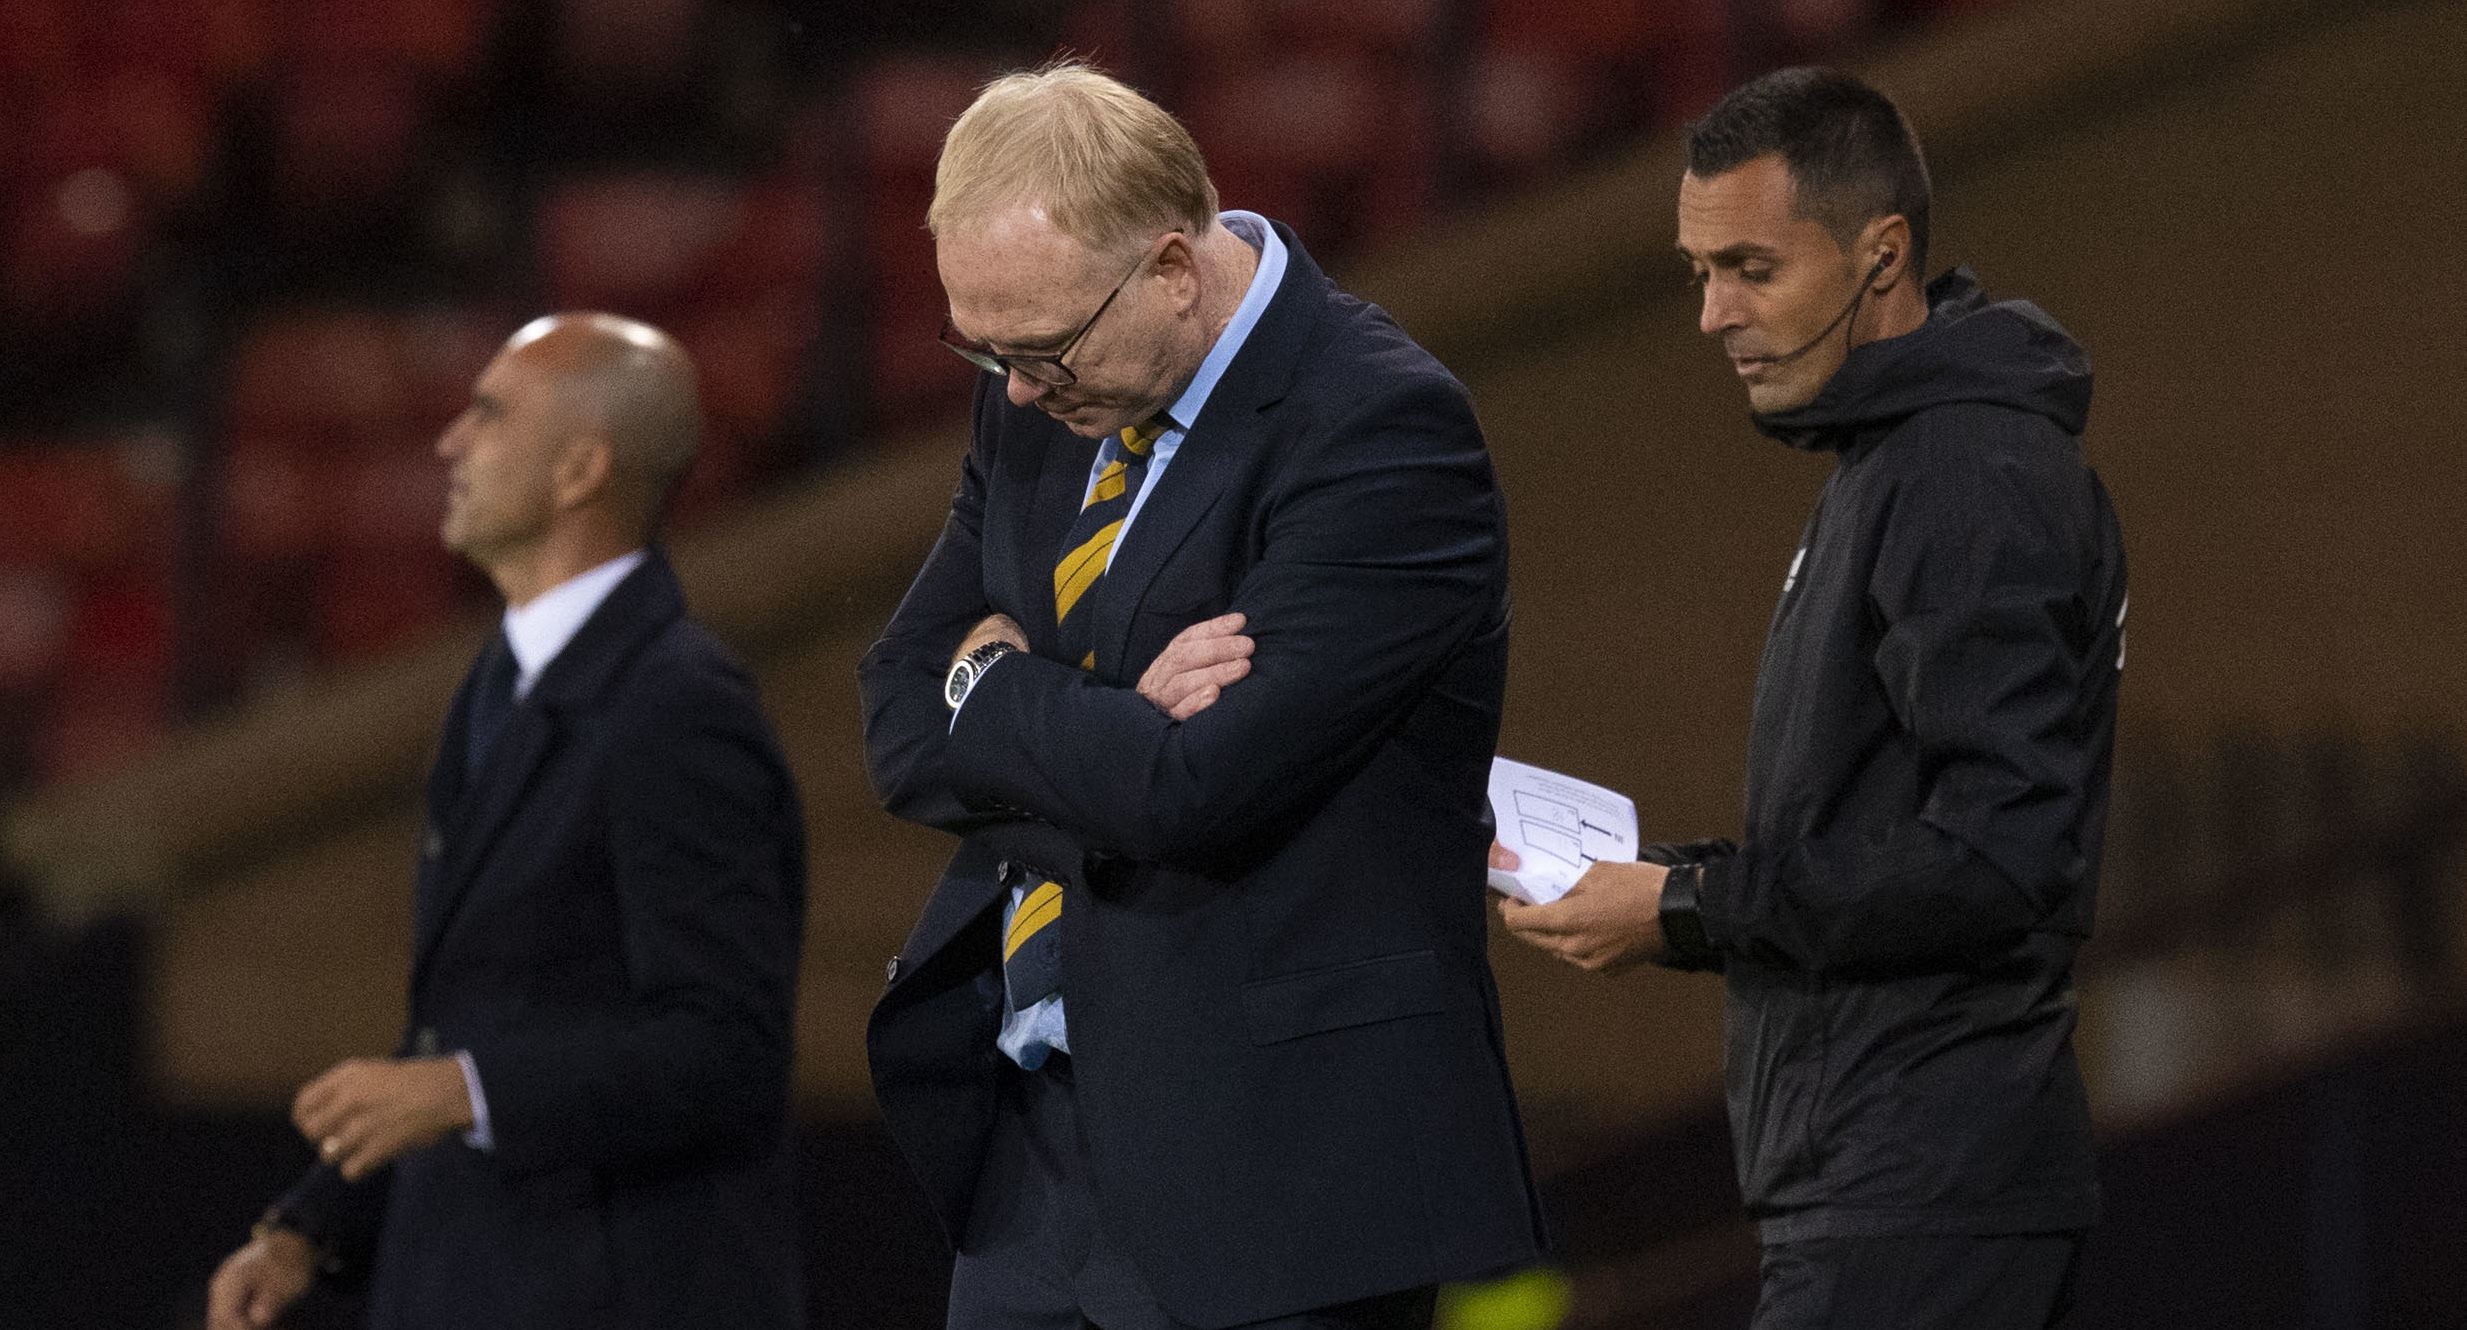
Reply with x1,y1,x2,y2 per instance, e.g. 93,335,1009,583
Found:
928,63,1219,259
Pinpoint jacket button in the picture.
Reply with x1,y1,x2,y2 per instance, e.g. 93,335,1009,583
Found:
885,955,902,984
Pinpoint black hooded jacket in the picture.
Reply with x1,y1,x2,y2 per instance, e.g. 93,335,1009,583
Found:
1663,268,2126,1241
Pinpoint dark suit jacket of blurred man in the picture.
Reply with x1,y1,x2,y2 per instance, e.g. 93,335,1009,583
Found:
273,552,809,1329
860,225,1546,1328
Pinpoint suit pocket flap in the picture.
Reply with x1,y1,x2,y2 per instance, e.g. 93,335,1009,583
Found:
1242,949,1445,1046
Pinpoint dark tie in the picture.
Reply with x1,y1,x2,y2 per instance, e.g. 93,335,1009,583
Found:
1052,417,1166,671
463,634,519,784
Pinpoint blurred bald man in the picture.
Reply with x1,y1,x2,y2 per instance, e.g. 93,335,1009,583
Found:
207,314,809,1330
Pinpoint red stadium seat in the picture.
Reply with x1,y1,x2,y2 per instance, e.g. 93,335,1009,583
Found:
329,444,449,553
1265,0,1435,59
1161,0,1435,64
81,0,221,80
277,0,489,73
1768,0,1875,63
311,548,456,660
2,169,145,322
95,66,214,206
536,173,747,315
0,446,160,569
224,309,409,432
1183,55,1429,249
0,564,72,691
677,293,815,441
1466,44,1587,173
199,0,276,85
61,565,175,682
0,0,78,89
700,178,834,304
856,54,988,174
397,305,517,426
218,431,332,560
45,559,180,776
1482,0,1665,60
851,55,995,418
10,65,214,217
1185,57,1388,178
548,0,699,98
1480,0,1738,127
1635,0,1739,123
266,59,425,210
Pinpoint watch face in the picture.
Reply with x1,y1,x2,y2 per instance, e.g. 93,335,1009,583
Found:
944,662,972,708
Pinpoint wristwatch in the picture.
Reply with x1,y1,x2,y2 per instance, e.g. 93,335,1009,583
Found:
945,640,1017,711
1654,861,1721,972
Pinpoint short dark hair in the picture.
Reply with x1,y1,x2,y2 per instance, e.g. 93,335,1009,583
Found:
1686,67,1932,275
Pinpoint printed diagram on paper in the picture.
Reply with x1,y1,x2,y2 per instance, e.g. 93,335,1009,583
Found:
1486,756,1638,905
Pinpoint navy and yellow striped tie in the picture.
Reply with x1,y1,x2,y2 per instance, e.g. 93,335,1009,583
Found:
1004,418,1167,1018
1003,879,1065,1010
1052,418,1166,672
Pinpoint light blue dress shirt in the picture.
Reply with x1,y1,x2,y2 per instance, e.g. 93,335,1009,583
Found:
993,211,1289,1069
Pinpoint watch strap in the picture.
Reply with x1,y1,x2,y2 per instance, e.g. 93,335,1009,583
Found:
1655,861,1722,972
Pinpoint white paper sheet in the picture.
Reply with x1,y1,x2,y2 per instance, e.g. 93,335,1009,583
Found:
1486,756,1638,905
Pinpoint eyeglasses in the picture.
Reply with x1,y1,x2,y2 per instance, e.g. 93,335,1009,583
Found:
937,253,1148,389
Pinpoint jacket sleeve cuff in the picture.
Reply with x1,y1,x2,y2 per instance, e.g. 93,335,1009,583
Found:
270,1158,387,1280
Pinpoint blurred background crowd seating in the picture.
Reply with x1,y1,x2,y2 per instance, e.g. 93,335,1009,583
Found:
5,0,2465,1327
0,0,1993,795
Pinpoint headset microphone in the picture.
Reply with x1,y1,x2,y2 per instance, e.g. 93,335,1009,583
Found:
1761,252,1893,368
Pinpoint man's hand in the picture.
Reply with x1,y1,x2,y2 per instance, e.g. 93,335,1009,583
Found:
206,1225,316,1330
1137,613,1253,720
1498,858,1671,975
952,613,1028,667
292,1056,474,1183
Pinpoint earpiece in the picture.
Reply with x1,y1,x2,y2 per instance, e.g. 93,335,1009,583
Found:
1770,250,1896,366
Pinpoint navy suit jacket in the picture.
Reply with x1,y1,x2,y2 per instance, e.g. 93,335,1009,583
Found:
859,225,1545,1327
277,553,807,1330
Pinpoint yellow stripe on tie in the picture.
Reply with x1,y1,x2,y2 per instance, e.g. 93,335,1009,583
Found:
1004,881,1063,961
1088,460,1128,507
1053,519,1123,622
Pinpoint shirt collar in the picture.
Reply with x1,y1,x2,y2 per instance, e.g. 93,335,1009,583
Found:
1159,210,1286,433
501,549,647,697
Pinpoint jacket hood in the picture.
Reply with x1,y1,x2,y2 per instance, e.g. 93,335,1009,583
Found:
1751,266,2092,452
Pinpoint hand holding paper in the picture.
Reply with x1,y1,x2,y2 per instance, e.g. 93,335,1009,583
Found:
1485,757,1638,905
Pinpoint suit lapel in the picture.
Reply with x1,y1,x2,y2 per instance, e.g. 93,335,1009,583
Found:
1086,423,1242,681
412,643,488,961
1088,225,1321,680
1024,432,1098,652
410,554,685,989
984,426,1099,654
889,849,1007,998
413,703,558,988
